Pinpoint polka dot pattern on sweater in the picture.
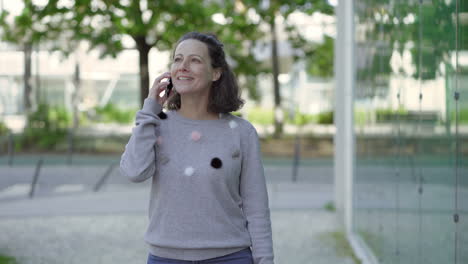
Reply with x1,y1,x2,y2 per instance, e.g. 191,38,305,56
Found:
211,158,222,169
157,112,167,119
190,131,201,141
184,167,195,176
228,120,238,129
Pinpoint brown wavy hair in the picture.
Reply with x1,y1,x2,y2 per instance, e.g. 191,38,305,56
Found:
167,32,244,113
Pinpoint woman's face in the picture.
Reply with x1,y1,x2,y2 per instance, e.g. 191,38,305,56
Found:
171,39,221,96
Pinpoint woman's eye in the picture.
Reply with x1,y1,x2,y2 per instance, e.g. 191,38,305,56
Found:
192,58,201,63
174,57,182,62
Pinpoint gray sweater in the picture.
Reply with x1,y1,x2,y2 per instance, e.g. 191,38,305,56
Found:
120,98,274,264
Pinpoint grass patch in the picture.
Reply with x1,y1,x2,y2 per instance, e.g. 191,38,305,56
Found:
358,230,383,258
324,201,336,212
319,231,362,264
0,255,18,264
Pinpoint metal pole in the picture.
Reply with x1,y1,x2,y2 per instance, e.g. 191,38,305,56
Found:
67,128,73,165
93,163,117,192
29,158,43,199
292,128,301,182
7,131,14,166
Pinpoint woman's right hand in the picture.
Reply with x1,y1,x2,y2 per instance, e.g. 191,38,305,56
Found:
148,72,172,105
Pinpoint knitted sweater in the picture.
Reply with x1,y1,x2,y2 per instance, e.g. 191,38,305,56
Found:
120,98,274,264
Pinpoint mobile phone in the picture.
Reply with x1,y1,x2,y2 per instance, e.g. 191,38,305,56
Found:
165,78,173,97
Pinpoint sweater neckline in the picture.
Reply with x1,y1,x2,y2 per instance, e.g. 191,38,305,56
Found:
169,110,227,125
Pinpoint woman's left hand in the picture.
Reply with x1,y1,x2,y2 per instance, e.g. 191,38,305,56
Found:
148,72,172,105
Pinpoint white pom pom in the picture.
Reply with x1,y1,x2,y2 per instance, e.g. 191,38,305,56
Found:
184,167,195,177
229,120,238,129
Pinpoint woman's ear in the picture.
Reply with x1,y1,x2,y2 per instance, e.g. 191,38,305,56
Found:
212,68,222,82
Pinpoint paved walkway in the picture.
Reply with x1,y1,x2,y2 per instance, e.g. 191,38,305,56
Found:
0,185,354,264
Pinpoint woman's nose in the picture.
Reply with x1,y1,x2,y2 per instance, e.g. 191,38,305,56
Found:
179,59,190,71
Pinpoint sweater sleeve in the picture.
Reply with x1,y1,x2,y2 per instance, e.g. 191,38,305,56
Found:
240,126,274,264
120,98,162,182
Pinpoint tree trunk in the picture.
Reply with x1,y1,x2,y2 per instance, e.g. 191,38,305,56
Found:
270,18,283,138
23,43,33,113
135,36,151,108
35,43,41,107
72,60,80,129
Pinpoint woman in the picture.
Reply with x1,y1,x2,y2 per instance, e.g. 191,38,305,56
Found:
120,32,274,264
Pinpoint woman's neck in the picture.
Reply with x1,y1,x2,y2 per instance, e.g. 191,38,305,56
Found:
178,94,218,120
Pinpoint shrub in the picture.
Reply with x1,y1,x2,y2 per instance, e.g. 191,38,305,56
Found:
19,104,71,150
0,121,8,136
317,111,334,124
375,108,408,122
247,107,274,125
286,112,315,126
451,108,468,124
93,103,136,124
0,254,18,264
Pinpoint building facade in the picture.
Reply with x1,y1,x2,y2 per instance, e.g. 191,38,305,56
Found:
336,1,467,263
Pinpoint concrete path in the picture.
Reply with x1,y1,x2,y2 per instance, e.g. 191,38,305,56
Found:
0,184,354,264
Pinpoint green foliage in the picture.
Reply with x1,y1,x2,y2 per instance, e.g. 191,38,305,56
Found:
285,111,315,126
317,111,334,124
375,108,408,122
19,104,71,150
2,0,336,117
247,107,334,126
288,26,335,78
231,111,243,118
0,0,42,45
354,109,369,127
305,36,334,78
247,107,335,126
319,231,362,264
324,201,336,212
357,0,458,81
93,104,136,124
451,108,468,124
0,255,18,264
247,107,274,125
0,122,9,136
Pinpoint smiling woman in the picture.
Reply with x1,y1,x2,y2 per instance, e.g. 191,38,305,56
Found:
166,32,244,117
120,32,274,264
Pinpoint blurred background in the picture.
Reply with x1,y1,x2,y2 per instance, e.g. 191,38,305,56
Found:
0,0,466,264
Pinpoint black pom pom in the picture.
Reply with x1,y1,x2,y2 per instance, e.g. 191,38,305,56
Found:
157,112,167,119
211,157,222,169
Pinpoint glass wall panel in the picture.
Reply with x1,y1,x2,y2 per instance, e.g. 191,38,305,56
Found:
457,1,468,262
353,0,466,263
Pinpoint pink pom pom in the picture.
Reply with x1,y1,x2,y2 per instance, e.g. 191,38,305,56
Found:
190,131,201,141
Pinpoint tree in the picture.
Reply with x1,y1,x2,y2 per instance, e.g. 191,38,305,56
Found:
49,0,265,107
239,0,334,137
356,0,460,81
0,0,43,112
0,0,81,109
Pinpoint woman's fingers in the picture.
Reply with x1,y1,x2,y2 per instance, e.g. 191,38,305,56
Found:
154,72,171,84
148,72,172,104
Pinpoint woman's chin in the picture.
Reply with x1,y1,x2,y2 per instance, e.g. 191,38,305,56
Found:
176,88,206,96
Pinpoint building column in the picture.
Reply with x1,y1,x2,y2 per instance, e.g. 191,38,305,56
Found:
334,0,355,236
